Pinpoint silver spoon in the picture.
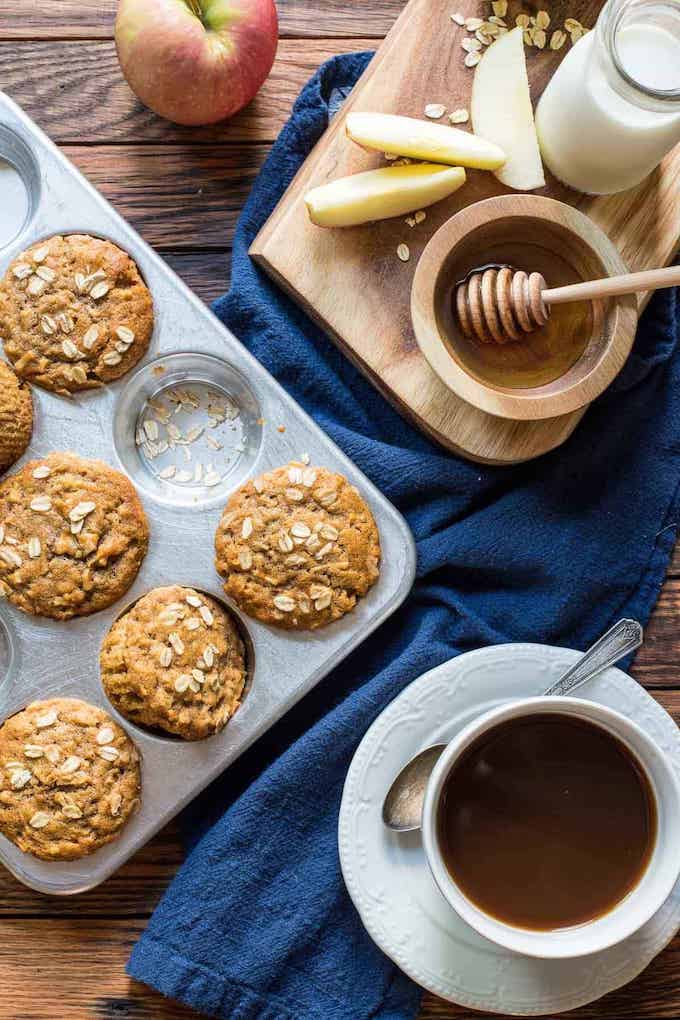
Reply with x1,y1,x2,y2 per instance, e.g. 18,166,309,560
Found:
382,618,644,832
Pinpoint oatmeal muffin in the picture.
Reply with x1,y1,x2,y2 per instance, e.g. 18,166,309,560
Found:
0,697,140,861
214,462,381,630
0,360,33,473
0,234,153,395
101,585,246,740
0,451,149,620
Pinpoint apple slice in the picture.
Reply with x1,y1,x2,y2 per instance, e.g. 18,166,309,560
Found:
470,27,545,191
346,112,505,171
304,163,466,228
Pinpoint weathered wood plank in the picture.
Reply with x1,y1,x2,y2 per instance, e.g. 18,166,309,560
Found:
62,144,267,248
0,0,404,39
162,251,231,304
0,39,372,145
2,894,680,1019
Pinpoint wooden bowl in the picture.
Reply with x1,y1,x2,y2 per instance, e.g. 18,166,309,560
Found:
411,196,638,421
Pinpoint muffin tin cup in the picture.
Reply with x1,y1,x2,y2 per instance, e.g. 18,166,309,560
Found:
0,92,416,894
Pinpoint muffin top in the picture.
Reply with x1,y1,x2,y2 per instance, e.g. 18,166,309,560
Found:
0,697,140,861
0,359,33,473
0,451,149,620
214,462,381,630
0,234,153,395
101,585,246,740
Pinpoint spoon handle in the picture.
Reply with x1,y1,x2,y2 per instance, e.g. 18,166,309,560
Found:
542,264,680,306
543,619,643,698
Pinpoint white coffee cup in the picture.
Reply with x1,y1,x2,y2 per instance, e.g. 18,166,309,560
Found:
421,696,680,959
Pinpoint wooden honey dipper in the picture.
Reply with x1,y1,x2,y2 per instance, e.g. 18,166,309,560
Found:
455,264,680,344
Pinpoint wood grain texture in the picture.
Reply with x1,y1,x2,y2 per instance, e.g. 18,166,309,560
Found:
0,0,405,39
62,144,267,248
0,39,372,145
251,0,680,464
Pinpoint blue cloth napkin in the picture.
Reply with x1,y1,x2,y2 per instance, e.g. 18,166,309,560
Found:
128,52,680,1020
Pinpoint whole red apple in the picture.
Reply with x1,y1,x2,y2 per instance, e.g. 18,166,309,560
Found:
115,0,278,126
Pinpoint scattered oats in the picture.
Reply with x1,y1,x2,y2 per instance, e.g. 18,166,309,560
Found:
533,27,547,47
186,594,202,608
186,618,200,631
291,522,311,539
516,13,530,27
273,594,296,612
61,339,79,360
450,108,470,124
451,11,466,24
523,27,534,45
405,216,416,228
27,275,46,296
314,592,332,611
62,801,83,820
30,495,52,513
0,547,21,568
103,351,122,366
29,811,50,829
27,537,41,559
0,526,4,544
465,16,484,29
99,745,119,762
465,50,481,66
96,726,115,745
476,28,493,44
424,103,447,119
397,243,410,262
415,211,427,225
241,517,253,540
564,17,583,31
71,365,88,384
278,531,294,553
9,768,31,790
302,468,317,487
174,674,192,693
199,605,214,626
4,536,17,545
204,471,221,487
175,469,192,483
160,646,173,668
13,263,32,279
32,465,51,479
203,646,215,668
288,466,303,484
239,548,253,570
315,541,334,560
167,423,182,441
158,607,179,626
45,746,60,764
253,476,264,493
169,632,185,655
488,15,506,27
90,280,110,300
191,668,205,684
286,487,304,502
74,272,87,293
35,265,56,283
317,488,337,508
462,36,482,51
159,464,176,480
384,151,399,160
115,326,135,344
492,0,507,14
69,501,95,522
320,523,339,541
24,745,44,759
309,583,330,600
186,426,204,443
536,9,550,27
300,452,311,465
110,792,122,817
40,314,57,335
206,435,223,451
550,29,567,48
70,519,84,535
143,420,159,442
61,755,81,774
32,245,49,263
36,709,57,728
193,462,203,483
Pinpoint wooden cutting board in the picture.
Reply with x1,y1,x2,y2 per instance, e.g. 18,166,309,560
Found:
250,0,680,464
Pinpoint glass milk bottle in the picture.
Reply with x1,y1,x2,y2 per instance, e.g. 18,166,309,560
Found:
535,0,680,194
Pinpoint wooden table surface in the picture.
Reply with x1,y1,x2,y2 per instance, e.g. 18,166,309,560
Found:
2,2,680,1018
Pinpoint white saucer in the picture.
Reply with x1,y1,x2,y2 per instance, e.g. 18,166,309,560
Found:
338,644,680,1016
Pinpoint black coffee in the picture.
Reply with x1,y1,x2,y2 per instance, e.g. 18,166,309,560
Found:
437,714,656,930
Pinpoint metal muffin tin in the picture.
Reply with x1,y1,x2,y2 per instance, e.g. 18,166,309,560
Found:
0,92,416,894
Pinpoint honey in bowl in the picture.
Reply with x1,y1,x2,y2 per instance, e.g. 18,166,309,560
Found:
436,713,657,931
